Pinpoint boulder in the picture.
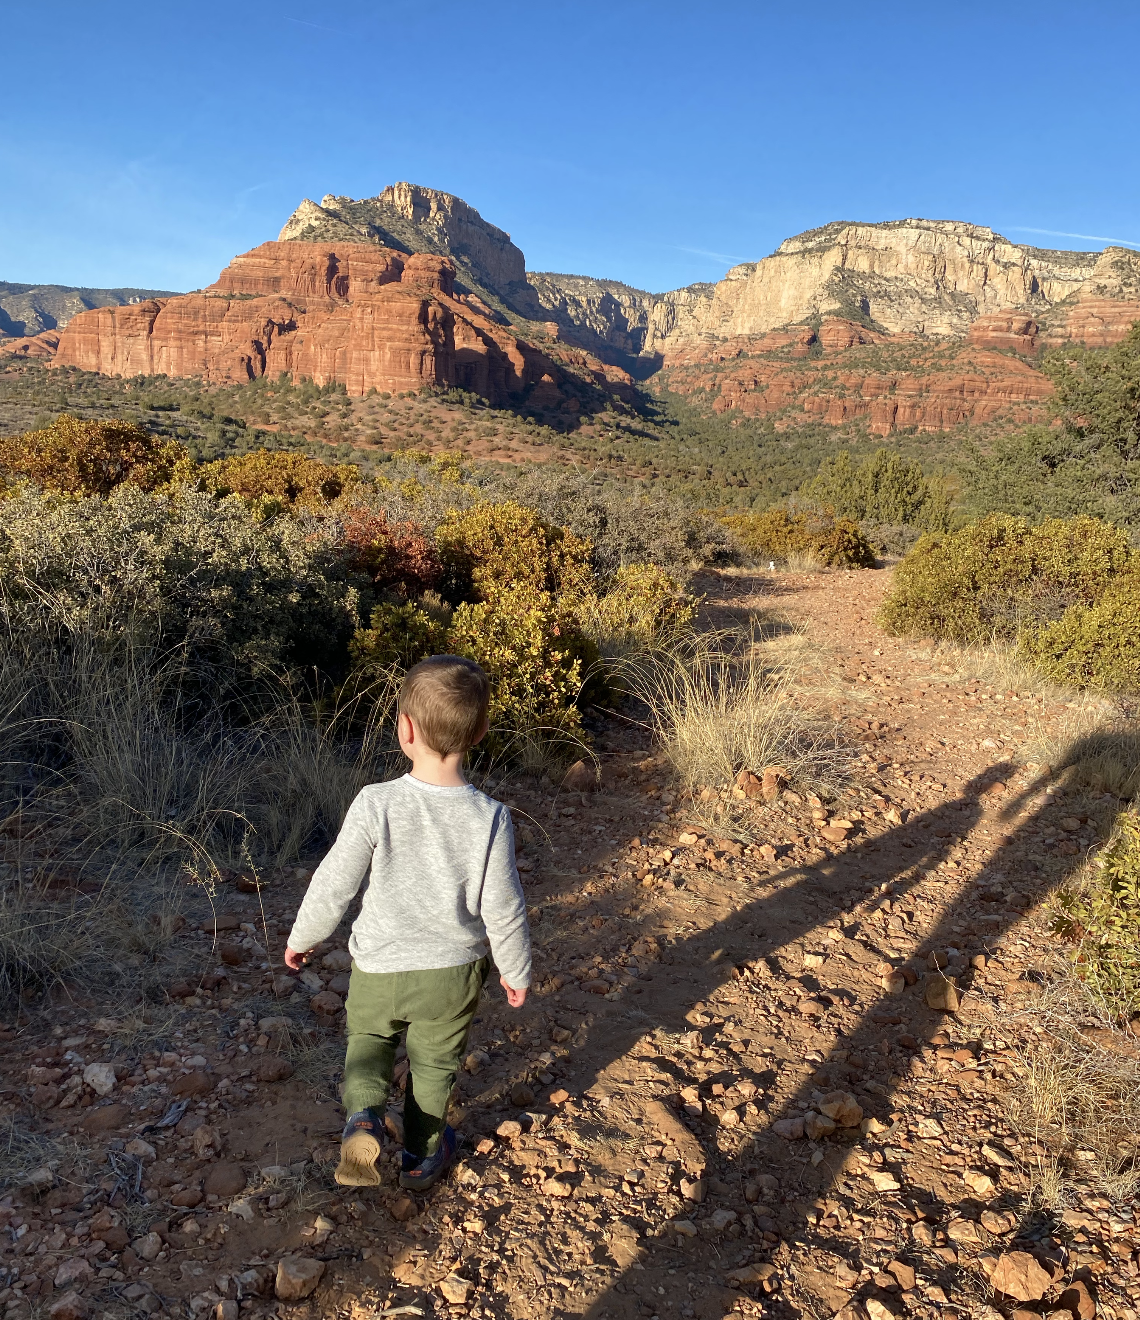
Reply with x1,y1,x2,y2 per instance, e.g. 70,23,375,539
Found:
275,1256,325,1301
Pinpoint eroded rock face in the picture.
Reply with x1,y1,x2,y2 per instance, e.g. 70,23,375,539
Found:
53,241,626,407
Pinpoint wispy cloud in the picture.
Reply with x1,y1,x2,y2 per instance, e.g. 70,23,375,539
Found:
1009,225,1139,249
283,15,354,37
672,245,747,264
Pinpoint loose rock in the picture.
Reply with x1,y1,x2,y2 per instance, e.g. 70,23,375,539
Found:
203,1163,247,1197
275,1256,325,1301
82,1061,117,1096
990,1251,1056,1303
49,1293,90,1320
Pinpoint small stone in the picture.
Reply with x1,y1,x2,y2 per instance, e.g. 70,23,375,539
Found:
541,1177,573,1198
510,1082,535,1107
171,1070,214,1097
680,1177,706,1203
562,760,597,792
322,949,353,971
797,997,828,1017
133,1232,163,1261
820,826,850,843
804,1111,836,1140
438,1275,473,1304
124,1137,156,1162
882,972,906,996
192,1125,223,1157
669,1219,698,1237
946,1218,983,1244
216,1303,240,1320
990,1251,1056,1303
82,1062,117,1096
980,1209,1016,1235
708,1208,737,1231
253,1054,293,1083
463,1050,488,1073
861,1116,890,1135
1056,1281,1097,1320
203,1163,246,1197
865,1301,898,1320
548,1088,570,1104
678,831,700,846
924,975,961,1011
275,1256,325,1301
818,1091,863,1127
870,1170,901,1192
172,1188,204,1208
964,1168,996,1197
55,1258,95,1289
49,1292,90,1320
581,979,610,994
309,990,343,1015
390,1194,417,1222
496,1120,523,1141
772,1117,805,1140
887,1260,916,1291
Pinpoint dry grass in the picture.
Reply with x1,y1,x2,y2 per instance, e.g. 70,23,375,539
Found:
617,629,852,798
995,972,1140,1207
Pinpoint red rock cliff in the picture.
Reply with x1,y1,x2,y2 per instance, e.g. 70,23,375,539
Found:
52,241,627,407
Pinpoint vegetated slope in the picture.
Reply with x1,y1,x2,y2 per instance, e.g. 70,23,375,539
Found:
0,280,176,338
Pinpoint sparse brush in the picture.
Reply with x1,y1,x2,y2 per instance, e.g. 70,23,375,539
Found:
616,630,852,798
998,971,1140,1206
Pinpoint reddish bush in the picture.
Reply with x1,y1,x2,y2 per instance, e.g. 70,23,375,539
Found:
338,506,441,596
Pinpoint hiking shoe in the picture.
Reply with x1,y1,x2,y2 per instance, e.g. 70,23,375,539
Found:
334,1109,384,1186
399,1125,458,1191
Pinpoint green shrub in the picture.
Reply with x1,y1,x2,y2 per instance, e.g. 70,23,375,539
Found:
722,506,877,568
799,449,951,531
447,582,591,749
435,500,595,605
0,414,191,497
1020,573,1140,690
1055,810,1140,1015
0,485,358,673
349,601,449,673
879,513,1135,643
584,562,694,653
197,448,360,514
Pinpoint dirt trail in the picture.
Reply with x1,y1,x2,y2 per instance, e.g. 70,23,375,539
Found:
3,568,1139,1320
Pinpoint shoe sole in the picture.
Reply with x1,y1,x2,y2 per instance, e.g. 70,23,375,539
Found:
334,1129,382,1186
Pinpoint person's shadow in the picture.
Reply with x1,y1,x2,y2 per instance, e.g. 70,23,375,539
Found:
542,739,1124,1320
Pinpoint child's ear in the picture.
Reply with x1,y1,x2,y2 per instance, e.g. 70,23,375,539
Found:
471,717,490,746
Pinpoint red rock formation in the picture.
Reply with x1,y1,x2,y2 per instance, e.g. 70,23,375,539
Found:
1042,296,1140,349
52,241,630,409
0,330,61,359
661,330,1053,437
965,312,1039,354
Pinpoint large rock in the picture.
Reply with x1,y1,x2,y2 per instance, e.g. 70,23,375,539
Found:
203,1163,247,1197
275,1256,325,1300
990,1251,1057,1303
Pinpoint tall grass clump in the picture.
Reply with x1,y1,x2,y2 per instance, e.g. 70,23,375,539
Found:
620,631,851,797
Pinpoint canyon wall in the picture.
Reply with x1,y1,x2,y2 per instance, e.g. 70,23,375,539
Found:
52,241,631,409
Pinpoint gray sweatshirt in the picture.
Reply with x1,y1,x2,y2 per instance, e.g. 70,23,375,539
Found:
287,774,531,987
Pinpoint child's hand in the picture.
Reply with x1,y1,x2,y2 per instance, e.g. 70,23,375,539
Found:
284,946,310,971
500,975,527,1008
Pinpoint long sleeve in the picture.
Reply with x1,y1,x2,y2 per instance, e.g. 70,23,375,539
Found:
481,808,532,988
287,791,377,953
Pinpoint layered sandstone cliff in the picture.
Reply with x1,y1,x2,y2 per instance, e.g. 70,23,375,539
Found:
53,241,631,408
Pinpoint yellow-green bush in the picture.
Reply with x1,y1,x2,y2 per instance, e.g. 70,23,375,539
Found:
586,562,694,651
348,601,448,673
1055,810,1140,1014
0,414,191,498
197,449,360,513
722,506,877,568
447,582,592,748
435,500,595,606
1020,573,1140,690
879,513,1135,643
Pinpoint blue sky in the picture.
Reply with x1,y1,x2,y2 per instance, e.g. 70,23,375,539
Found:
3,0,1138,294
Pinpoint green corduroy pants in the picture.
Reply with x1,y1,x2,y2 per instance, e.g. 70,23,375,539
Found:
343,957,489,1159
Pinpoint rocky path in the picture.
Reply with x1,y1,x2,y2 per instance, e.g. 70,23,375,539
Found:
2,569,1138,1320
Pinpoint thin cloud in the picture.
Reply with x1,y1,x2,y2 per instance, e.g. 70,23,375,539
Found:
1010,225,1139,249
283,15,354,37
672,245,748,264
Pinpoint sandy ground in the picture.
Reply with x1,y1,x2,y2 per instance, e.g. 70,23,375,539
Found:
3,567,1137,1320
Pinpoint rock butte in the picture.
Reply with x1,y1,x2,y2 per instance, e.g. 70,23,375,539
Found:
23,184,1140,431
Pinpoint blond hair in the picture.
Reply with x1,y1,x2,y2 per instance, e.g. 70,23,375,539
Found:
399,655,490,756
